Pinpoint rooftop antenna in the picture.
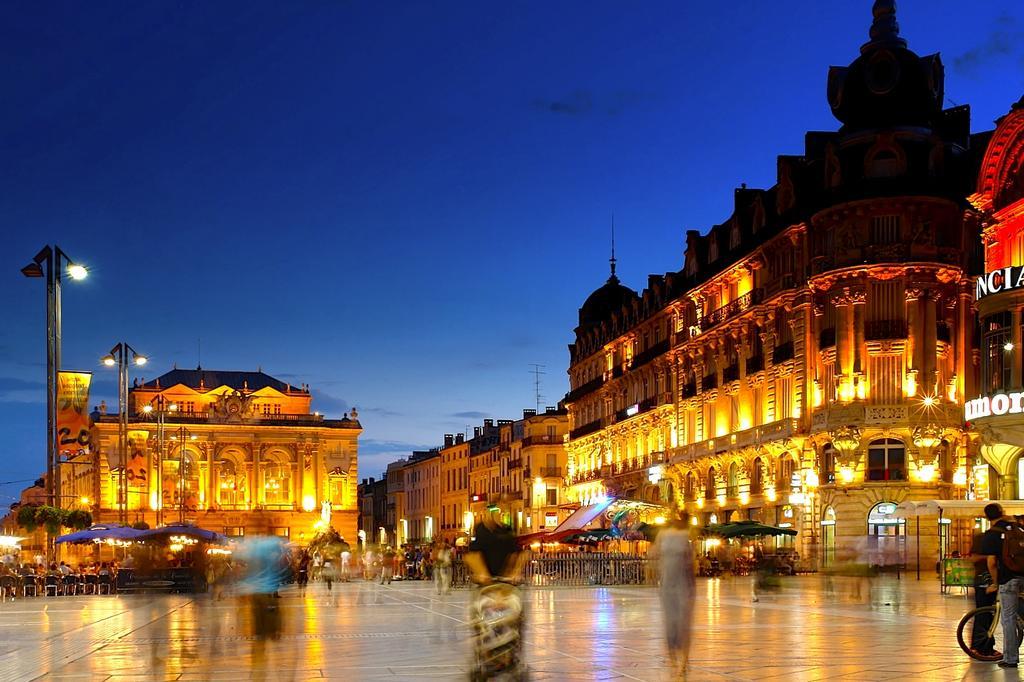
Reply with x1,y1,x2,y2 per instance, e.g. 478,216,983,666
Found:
197,338,202,371
609,213,617,281
530,364,546,413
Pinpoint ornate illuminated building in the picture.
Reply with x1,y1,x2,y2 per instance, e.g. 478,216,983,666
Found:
966,96,1024,497
565,2,989,567
64,368,360,543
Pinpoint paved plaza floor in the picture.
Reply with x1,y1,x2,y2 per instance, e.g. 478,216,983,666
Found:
0,574,1015,681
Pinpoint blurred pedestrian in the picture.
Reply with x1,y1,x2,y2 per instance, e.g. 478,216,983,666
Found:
653,515,695,676
434,540,452,595
381,547,395,584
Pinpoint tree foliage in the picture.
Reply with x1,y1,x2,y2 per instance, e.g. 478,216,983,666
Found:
14,505,93,534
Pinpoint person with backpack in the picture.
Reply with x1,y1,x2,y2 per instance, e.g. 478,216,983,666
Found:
977,502,1024,668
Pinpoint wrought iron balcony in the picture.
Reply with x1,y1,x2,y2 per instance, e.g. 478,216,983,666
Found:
864,319,908,341
772,341,794,364
566,375,604,402
630,339,670,370
699,288,764,332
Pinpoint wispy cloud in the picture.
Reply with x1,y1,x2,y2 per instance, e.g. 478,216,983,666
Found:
952,13,1023,76
310,389,349,416
451,410,489,420
532,89,652,117
360,406,403,418
359,439,433,457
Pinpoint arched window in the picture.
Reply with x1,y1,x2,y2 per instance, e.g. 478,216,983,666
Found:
685,472,696,501
217,458,245,508
751,457,763,494
705,468,717,500
778,455,794,491
727,462,739,498
264,454,292,506
867,439,906,481
164,448,201,511
821,443,836,484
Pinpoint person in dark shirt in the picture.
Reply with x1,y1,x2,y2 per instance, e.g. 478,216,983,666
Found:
976,502,1024,668
465,504,523,584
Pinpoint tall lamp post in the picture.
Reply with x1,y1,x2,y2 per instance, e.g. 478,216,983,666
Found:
142,396,177,527
170,426,197,524
20,246,88,518
101,343,147,525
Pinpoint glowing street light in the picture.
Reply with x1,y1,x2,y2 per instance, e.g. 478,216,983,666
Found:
21,245,88,537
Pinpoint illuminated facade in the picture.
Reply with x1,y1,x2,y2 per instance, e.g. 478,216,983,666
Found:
565,3,984,567
65,368,360,544
967,96,1024,498
402,449,440,543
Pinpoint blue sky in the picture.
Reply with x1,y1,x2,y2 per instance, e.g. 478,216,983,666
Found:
2,1,1023,504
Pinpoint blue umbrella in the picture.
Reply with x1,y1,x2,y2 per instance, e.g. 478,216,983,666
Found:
55,524,143,544
136,523,228,544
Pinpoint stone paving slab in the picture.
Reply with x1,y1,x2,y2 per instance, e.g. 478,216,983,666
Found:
0,575,1016,680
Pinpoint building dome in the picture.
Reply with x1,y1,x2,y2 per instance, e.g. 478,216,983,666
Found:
827,1,943,133
578,272,638,329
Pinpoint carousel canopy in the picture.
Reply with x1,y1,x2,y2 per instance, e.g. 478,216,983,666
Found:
703,520,797,539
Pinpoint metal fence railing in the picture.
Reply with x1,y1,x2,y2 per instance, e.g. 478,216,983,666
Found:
450,553,654,589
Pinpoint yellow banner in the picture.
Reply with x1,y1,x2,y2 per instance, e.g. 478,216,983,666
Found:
56,371,92,457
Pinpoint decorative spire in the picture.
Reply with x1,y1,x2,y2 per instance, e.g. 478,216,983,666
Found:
863,0,906,53
608,214,618,282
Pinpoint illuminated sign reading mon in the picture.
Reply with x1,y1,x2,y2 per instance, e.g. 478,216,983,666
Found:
965,392,1024,421
976,266,1024,300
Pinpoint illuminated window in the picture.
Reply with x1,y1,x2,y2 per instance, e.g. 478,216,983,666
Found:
982,313,1012,393
867,439,906,482
750,458,763,494
705,468,716,500
870,215,901,244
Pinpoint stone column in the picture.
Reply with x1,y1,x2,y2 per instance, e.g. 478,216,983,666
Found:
923,288,938,394
851,287,866,377
906,286,923,393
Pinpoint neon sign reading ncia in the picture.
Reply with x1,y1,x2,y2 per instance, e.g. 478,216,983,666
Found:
965,392,1024,421
976,266,1024,300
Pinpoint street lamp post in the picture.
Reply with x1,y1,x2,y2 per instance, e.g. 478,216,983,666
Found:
170,425,197,525
101,343,147,525
20,246,87,522
142,397,177,527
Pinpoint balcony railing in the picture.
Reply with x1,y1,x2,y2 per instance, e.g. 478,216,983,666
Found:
699,288,764,332
538,466,563,478
681,380,697,399
722,364,739,384
630,339,671,370
746,354,764,374
865,319,908,341
520,435,561,448
566,375,604,402
772,341,794,364
569,419,603,440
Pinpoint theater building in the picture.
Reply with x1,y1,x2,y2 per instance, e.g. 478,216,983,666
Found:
565,3,985,568
966,97,1024,498
64,368,360,544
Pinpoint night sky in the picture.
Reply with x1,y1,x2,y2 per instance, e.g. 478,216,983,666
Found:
3,2,1023,505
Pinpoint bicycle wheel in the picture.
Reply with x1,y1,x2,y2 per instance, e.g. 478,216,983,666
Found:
957,606,1009,661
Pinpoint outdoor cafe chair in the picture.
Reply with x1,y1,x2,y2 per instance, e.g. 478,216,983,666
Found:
83,574,97,594
62,575,77,596
20,575,38,597
97,573,112,595
0,575,16,600
44,574,59,596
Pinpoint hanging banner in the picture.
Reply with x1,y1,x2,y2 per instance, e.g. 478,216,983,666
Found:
56,371,92,457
